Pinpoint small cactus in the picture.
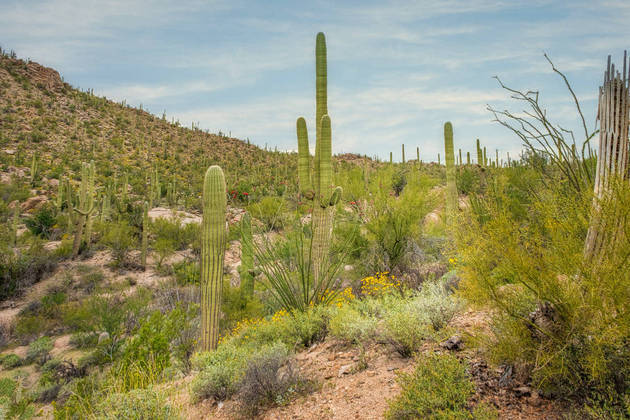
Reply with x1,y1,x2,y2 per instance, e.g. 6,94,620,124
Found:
200,165,227,351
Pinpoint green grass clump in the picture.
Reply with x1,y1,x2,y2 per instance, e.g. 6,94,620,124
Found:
386,352,477,420
25,336,53,365
94,387,177,420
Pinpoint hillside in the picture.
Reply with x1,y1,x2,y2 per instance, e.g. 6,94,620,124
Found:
0,53,294,204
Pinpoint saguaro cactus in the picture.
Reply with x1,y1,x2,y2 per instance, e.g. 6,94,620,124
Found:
296,32,342,281
141,201,149,269
467,151,471,165
444,122,458,222
72,161,96,258
402,144,405,164
239,212,255,298
476,139,483,165
200,165,227,351
416,147,420,163
585,54,630,260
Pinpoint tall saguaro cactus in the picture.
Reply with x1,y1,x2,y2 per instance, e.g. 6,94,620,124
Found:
72,161,96,259
476,139,483,165
200,165,227,351
296,32,342,281
444,122,458,222
585,54,630,260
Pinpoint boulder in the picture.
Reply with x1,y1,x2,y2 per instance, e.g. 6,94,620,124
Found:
21,195,48,212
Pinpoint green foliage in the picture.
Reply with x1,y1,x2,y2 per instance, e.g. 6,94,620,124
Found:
328,304,378,344
383,280,460,357
190,341,251,401
237,342,312,417
248,196,287,231
24,203,57,239
0,354,22,369
385,352,475,420
25,336,53,365
457,169,630,405
94,388,177,420
99,220,137,268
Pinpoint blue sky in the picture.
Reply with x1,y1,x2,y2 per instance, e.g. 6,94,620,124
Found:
1,0,628,162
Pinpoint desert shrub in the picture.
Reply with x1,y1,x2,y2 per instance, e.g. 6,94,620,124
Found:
190,341,251,401
172,260,199,285
363,174,434,274
0,239,57,301
24,203,57,239
0,354,22,369
328,304,378,344
237,342,312,417
457,172,630,406
385,352,475,419
220,280,265,334
100,220,137,268
25,336,53,365
0,377,35,419
383,280,460,357
94,388,177,420
69,332,99,349
248,196,286,231
151,217,198,251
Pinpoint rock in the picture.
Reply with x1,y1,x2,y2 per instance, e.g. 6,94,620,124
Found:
8,200,19,210
529,390,542,406
98,332,110,344
513,385,532,397
338,364,352,377
21,195,48,212
147,207,201,225
343,265,354,272
47,178,59,188
3,149,16,155
498,364,513,387
441,335,463,351
44,241,61,251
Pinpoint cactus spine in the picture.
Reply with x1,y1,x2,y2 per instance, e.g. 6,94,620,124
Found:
239,212,254,298
444,122,458,222
296,32,342,281
200,165,227,351
72,161,96,258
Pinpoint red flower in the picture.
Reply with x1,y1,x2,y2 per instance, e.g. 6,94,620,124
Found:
243,192,249,195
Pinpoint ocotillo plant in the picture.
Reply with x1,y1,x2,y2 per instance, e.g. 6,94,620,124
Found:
296,32,342,281
141,201,149,270
72,161,96,259
444,122,458,222
239,212,254,298
200,165,227,351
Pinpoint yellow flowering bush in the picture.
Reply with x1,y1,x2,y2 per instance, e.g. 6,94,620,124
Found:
360,272,401,297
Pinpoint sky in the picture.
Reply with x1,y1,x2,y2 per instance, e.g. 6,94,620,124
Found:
1,0,629,162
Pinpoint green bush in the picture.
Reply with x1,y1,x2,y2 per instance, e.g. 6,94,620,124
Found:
237,342,311,417
248,196,286,231
25,336,53,365
457,170,630,406
383,280,459,357
100,220,137,268
0,354,22,369
328,304,378,344
190,342,251,401
385,352,475,419
24,203,57,239
94,388,177,420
